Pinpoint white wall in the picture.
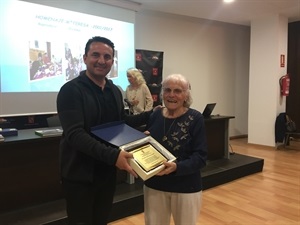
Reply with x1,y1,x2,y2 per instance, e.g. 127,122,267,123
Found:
248,15,287,146
135,10,250,137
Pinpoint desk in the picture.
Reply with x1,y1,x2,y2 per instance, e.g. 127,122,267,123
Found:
0,129,63,213
205,116,234,160
0,115,234,212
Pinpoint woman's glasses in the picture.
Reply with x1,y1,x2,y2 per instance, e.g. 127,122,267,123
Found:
163,88,186,95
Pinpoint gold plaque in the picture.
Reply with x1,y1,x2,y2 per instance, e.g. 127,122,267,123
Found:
131,143,167,172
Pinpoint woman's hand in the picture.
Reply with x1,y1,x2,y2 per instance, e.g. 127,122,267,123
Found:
157,161,177,175
131,99,139,106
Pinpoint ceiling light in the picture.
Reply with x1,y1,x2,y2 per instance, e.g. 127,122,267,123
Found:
224,0,235,3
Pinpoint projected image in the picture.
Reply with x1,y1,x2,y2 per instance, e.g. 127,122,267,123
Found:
107,50,118,79
29,40,63,81
65,43,85,81
0,0,134,116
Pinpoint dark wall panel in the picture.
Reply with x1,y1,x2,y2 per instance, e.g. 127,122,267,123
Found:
287,21,300,128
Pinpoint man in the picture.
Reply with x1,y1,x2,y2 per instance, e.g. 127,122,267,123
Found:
30,52,43,79
57,36,151,225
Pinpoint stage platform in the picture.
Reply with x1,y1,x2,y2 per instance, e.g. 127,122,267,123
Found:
41,153,264,225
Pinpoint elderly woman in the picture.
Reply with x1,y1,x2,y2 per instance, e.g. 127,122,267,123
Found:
125,68,153,114
144,73,207,225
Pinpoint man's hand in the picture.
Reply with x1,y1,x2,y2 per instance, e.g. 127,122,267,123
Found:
153,105,163,111
115,149,138,178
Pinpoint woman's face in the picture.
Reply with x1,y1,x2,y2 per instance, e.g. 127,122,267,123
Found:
127,73,136,85
162,80,187,111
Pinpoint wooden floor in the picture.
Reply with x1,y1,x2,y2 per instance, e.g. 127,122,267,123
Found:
0,138,299,225
110,138,300,225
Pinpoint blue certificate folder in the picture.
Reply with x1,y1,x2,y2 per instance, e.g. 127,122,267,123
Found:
91,121,147,147
0,128,18,137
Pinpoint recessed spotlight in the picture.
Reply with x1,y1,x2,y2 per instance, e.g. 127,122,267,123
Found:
224,0,235,3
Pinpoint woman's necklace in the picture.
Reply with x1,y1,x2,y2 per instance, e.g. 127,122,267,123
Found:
162,118,177,142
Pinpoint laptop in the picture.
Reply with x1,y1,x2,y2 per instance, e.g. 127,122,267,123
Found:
202,103,216,117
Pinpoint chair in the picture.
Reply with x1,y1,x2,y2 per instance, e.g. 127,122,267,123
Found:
46,115,61,127
284,131,300,147
275,112,300,148
116,85,131,115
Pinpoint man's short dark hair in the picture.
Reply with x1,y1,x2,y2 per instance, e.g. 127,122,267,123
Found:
84,36,115,57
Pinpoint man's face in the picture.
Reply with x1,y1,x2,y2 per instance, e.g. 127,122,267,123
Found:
83,42,114,80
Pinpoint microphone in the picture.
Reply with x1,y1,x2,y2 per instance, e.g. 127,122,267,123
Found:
124,99,132,108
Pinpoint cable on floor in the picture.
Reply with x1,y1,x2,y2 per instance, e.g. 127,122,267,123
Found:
229,143,235,155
